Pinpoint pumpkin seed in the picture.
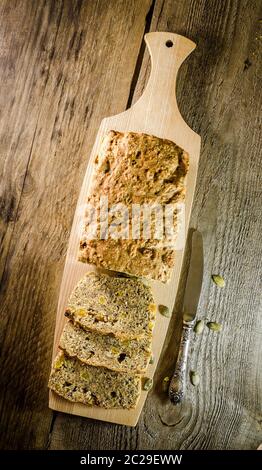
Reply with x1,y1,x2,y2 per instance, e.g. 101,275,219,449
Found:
212,274,225,288
194,319,204,335
158,305,171,318
190,370,200,386
162,376,170,392
207,321,222,332
143,378,153,391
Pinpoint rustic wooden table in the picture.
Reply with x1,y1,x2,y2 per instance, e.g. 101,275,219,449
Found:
0,0,261,450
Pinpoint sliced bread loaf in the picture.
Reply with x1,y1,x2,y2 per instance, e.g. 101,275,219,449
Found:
78,130,189,282
60,321,152,374
65,271,156,340
48,352,141,408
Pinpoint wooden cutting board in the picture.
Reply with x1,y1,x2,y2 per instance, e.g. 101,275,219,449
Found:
49,32,201,426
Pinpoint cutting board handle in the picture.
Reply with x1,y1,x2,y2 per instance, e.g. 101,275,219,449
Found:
131,32,196,132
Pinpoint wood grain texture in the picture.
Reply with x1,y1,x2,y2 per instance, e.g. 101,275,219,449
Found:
49,0,262,450
0,0,261,450
0,0,152,449
49,31,201,426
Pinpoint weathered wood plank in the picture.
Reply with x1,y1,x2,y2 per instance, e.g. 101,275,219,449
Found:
0,0,63,280
49,0,262,450
1,0,261,450
0,0,152,449
143,0,262,450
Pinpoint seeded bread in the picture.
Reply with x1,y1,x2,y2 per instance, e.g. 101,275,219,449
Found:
49,352,141,408
65,271,156,340
60,321,152,374
79,130,189,282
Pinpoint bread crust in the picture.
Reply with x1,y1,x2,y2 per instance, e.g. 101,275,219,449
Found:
79,131,189,282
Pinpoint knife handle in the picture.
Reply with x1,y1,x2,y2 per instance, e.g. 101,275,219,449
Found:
168,320,194,404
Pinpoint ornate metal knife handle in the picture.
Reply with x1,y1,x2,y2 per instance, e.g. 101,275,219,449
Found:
168,320,194,404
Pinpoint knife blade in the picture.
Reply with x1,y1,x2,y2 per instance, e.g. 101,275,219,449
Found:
183,230,204,322
169,230,204,404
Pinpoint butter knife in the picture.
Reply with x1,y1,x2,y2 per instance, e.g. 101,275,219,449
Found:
169,230,204,404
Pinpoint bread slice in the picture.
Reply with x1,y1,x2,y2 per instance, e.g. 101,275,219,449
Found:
65,271,156,340
78,130,189,282
60,321,152,374
48,352,141,409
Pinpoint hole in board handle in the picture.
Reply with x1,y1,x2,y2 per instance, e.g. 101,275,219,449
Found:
165,40,173,48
